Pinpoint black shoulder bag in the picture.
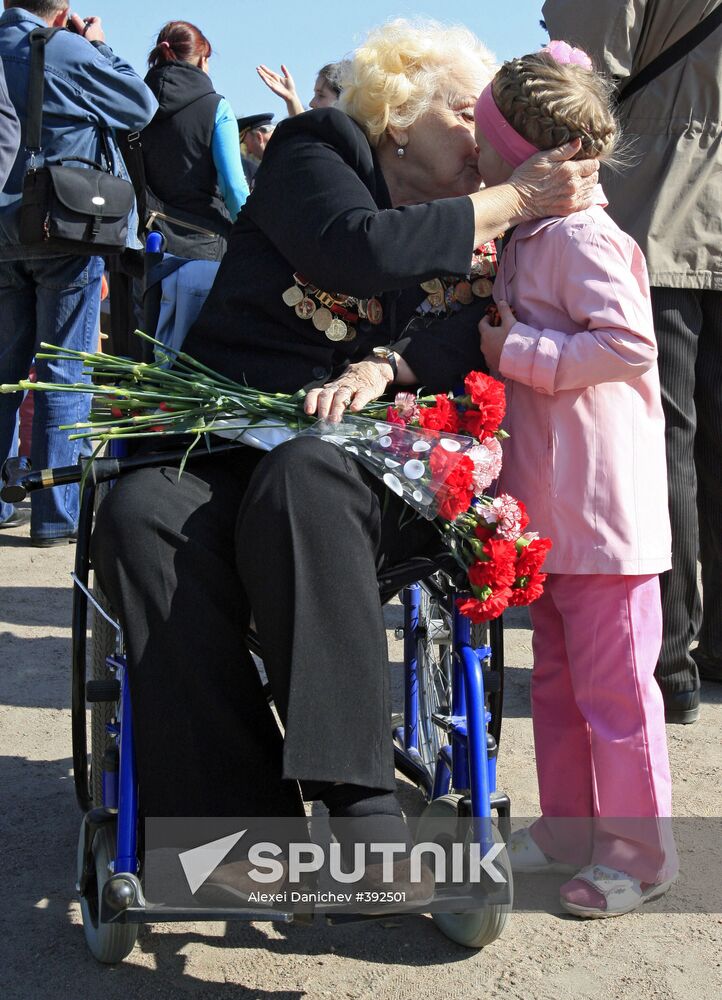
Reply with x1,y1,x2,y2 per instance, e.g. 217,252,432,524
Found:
19,27,136,255
617,3,722,104
119,129,230,261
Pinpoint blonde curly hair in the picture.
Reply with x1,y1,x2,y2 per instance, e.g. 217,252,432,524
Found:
492,52,618,160
338,19,496,147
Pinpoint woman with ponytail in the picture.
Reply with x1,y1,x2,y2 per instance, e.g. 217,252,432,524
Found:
139,20,248,260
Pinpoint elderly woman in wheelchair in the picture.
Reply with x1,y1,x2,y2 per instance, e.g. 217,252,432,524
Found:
7,18,598,961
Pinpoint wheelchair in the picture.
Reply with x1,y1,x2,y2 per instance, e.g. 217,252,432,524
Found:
2,441,512,960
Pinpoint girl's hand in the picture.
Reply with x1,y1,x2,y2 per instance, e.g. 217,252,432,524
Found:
509,139,599,221
256,64,304,116
479,300,516,371
304,359,394,423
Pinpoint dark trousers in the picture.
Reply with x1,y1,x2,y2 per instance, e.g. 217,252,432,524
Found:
91,437,436,817
652,287,722,692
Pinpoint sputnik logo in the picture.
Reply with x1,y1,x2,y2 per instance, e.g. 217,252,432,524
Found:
178,830,247,894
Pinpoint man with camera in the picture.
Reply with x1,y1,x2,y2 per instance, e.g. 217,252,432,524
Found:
0,1,156,544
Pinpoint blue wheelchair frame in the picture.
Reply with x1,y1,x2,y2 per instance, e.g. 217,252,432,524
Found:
2,440,508,931
79,571,508,927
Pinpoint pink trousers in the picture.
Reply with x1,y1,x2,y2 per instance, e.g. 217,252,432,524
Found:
528,573,678,884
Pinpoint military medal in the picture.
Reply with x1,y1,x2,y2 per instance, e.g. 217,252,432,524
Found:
282,272,381,340
453,280,473,305
295,296,316,320
326,318,347,342
312,307,333,331
471,278,493,298
412,240,499,321
282,285,304,307
366,297,383,325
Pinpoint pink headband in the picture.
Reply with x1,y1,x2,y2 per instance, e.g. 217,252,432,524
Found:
473,84,538,168
473,40,594,168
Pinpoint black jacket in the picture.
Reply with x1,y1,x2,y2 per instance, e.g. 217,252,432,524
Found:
142,62,230,236
183,107,488,394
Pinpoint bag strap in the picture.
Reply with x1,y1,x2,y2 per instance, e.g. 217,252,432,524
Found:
122,129,148,194
617,3,722,104
25,27,62,155
26,27,116,172
117,129,148,233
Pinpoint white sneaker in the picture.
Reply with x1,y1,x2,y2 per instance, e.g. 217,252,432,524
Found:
508,827,577,874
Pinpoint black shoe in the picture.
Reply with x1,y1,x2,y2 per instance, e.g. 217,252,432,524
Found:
195,858,288,908
0,508,29,529
691,647,722,685
360,857,436,910
663,688,700,725
30,532,78,548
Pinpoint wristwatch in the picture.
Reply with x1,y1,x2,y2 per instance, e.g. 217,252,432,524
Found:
371,346,398,380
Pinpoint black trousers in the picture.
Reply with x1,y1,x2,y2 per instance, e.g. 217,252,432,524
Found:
652,287,722,693
91,437,437,817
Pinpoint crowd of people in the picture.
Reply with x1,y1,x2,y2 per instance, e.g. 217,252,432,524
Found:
0,0,720,922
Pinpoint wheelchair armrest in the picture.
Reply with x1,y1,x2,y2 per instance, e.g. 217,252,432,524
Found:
1,455,94,503
1,443,247,502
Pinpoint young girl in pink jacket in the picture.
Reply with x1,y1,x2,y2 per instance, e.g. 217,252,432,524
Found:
474,42,677,917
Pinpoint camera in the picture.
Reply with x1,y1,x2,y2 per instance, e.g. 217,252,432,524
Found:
65,14,89,35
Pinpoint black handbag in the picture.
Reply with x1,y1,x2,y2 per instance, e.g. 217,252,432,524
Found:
120,129,230,262
19,27,135,255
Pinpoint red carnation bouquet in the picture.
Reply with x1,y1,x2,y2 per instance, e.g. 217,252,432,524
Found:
384,372,551,622
2,336,551,622
305,370,551,621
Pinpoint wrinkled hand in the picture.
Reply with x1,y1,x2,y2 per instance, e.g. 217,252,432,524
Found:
257,64,299,104
304,359,393,423
510,139,599,221
68,14,104,43
479,300,516,371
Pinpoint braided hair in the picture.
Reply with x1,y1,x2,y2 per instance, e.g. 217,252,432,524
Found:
492,52,618,160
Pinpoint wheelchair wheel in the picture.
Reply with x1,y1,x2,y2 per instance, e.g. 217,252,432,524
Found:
76,821,139,964
90,483,118,808
415,583,453,771
415,794,512,949
89,584,117,807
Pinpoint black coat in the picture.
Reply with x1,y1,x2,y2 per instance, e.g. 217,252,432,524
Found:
183,107,489,394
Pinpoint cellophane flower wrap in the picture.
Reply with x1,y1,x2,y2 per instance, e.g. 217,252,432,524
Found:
375,371,552,622
1,335,551,621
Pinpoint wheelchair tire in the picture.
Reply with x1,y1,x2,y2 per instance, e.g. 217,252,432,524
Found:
416,794,512,950
90,484,118,808
77,821,139,964
415,583,453,773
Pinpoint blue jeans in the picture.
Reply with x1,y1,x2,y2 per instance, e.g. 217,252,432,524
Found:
0,255,104,538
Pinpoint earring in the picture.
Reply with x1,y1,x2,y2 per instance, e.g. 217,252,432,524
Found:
396,147,405,158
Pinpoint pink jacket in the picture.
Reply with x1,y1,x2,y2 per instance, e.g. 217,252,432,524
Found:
495,188,672,575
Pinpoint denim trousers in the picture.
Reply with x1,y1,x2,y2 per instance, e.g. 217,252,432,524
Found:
0,254,104,538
